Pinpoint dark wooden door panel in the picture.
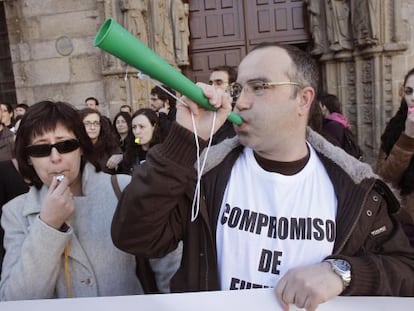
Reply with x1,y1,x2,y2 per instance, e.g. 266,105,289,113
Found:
245,0,309,46
187,0,309,82
190,47,246,83
189,0,245,49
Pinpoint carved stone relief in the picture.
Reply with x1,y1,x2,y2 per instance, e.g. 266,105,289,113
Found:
304,0,408,163
350,0,380,48
325,0,353,52
96,0,190,111
172,0,190,65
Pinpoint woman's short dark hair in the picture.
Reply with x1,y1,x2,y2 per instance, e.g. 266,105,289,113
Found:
131,108,163,147
15,101,99,189
318,93,342,114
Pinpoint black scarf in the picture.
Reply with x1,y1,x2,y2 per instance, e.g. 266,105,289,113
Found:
381,99,414,195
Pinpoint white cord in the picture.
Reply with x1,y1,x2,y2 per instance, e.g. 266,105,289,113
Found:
124,66,129,81
190,112,216,222
135,70,216,222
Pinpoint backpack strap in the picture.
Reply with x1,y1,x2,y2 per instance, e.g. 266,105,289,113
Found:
110,174,122,200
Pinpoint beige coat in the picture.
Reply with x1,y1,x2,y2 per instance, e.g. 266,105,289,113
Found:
0,164,143,300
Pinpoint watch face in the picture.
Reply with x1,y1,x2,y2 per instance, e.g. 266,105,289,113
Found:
335,259,351,272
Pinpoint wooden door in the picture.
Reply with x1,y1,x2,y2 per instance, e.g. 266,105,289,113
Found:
186,0,309,83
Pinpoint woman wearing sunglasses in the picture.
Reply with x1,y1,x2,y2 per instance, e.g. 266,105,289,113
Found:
0,101,142,300
376,67,414,246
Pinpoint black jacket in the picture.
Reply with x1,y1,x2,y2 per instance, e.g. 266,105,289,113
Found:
112,123,414,296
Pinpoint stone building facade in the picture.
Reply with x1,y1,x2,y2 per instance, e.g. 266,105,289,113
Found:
2,0,414,163
305,0,414,162
2,0,189,117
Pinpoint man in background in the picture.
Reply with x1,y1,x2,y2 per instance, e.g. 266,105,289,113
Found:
208,65,237,144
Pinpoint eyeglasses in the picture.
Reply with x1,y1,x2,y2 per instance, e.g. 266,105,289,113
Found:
404,87,414,96
230,80,302,99
83,121,100,127
26,139,80,158
209,79,228,87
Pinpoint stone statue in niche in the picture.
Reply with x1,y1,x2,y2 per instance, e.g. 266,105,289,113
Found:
325,0,353,51
172,0,190,65
151,0,175,65
351,0,380,47
100,0,120,71
119,0,149,44
304,0,325,55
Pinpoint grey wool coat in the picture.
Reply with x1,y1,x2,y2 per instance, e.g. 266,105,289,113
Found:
0,163,143,300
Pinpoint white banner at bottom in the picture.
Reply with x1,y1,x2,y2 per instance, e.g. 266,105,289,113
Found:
1,288,413,311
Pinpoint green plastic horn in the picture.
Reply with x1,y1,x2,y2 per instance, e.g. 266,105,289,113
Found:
94,18,242,125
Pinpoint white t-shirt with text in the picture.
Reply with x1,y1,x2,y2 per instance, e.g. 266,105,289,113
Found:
216,144,337,290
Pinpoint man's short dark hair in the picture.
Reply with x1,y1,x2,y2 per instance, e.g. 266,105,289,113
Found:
16,103,29,111
150,85,177,109
211,65,237,84
85,97,99,106
120,104,132,113
251,42,320,99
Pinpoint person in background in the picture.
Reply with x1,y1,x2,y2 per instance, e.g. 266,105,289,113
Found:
14,103,29,117
115,107,182,293
85,97,100,110
208,65,237,144
208,65,237,93
376,67,414,246
111,43,414,310
84,96,112,128
318,93,348,145
0,106,14,161
149,85,177,138
120,104,133,115
113,111,133,153
319,93,363,159
0,102,15,131
118,108,163,173
0,101,142,300
0,158,29,278
79,108,123,174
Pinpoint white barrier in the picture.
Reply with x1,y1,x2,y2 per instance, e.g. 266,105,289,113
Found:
1,288,413,311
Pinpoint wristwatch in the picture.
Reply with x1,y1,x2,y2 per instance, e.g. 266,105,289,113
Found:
325,259,351,290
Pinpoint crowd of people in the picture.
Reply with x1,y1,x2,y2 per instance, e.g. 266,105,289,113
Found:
0,44,414,310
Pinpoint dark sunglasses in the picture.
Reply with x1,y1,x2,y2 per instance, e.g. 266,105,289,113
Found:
26,139,80,158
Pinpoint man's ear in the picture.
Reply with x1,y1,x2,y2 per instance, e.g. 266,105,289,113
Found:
298,86,315,115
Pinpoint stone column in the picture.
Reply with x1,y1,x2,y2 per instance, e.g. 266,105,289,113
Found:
305,0,408,164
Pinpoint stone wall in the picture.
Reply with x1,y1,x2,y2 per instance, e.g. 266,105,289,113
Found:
3,0,189,117
3,0,414,164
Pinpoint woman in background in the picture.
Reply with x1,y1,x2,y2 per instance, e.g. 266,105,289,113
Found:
0,102,15,131
112,111,133,153
376,68,414,245
119,108,163,173
79,108,123,174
